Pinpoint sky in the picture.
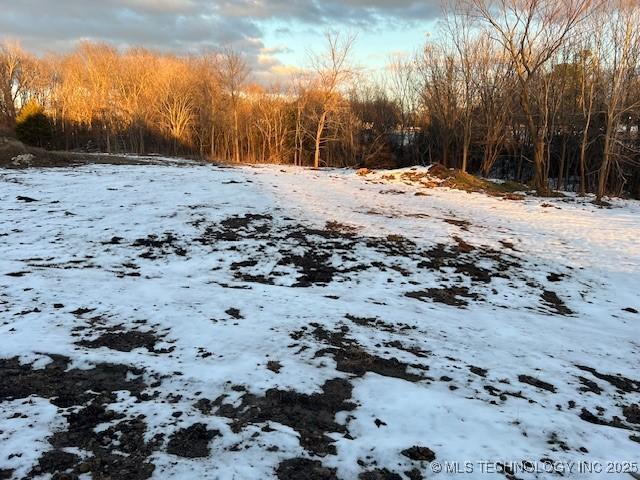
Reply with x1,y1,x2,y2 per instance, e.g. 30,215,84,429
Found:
0,0,442,81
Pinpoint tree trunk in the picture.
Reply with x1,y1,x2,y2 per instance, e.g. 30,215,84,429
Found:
533,134,548,195
579,128,589,196
461,136,469,173
233,107,240,163
597,128,613,201
314,110,327,169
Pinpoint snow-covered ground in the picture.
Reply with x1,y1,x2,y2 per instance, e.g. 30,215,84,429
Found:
0,164,639,480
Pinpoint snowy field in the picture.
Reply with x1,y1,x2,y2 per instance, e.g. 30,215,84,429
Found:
0,163,639,480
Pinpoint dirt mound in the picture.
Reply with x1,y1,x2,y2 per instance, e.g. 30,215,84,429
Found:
373,164,528,199
0,136,201,168
0,136,30,164
429,164,527,198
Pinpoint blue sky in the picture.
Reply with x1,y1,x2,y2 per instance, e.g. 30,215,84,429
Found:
0,0,442,78
261,20,435,73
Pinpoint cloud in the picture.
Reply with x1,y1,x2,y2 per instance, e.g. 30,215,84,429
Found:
0,0,442,80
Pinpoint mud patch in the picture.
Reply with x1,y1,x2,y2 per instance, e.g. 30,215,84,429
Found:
276,458,339,480
443,218,471,231
576,365,640,393
0,355,159,480
360,468,403,480
0,470,13,480
622,404,640,424
345,314,407,333
0,355,145,407
278,251,335,287
132,232,186,258
166,423,220,458
308,325,427,382
192,212,551,313
578,408,630,430
326,346,425,382
76,329,165,353
217,378,354,456
518,375,556,393
197,214,272,243
577,376,602,395
405,287,477,307
540,290,573,315
401,446,436,462
40,405,160,480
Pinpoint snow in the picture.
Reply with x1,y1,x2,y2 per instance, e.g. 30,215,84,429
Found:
0,163,639,479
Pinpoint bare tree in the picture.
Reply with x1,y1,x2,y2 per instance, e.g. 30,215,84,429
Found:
309,31,357,168
216,48,249,163
575,40,598,195
462,0,596,194
417,43,460,168
444,3,480,172
475,34,515,176
388,53,419,161
595,0,640,201
0,40,27,126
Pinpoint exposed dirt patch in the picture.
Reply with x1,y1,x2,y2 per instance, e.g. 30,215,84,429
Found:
578,408,630,430
217,378,354,456
326,346,425,382
0,355,160,480
0,136,203,168
444,218,471,231
518,375,556,393
0,355,145,407
547,273,565,282
417,241,517,284
5,271,30,277
577,376,602,395
278,250,335,287
326,221,360,236
540,290,573,315
166,423,220,458
576,365,640,393
622,404,640,424
76,329,164,353
39,404,160,480
132,233,186,258
307,324,427,382
276,458,339,480
359,468,403,480
346,314,405,333
226,308,243,319
197,214,272,243
469,366,488,377
267,361,282,373
401,446,436,462
404,469,424,480
405,287,477,307
190,212,552,316
0,470,13,480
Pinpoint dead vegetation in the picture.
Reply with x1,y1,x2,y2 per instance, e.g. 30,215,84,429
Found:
375,164,529,199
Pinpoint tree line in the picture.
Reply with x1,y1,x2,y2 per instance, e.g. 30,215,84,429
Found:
1,0,639,199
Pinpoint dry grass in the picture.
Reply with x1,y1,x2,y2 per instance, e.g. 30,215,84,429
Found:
428,164,528,199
